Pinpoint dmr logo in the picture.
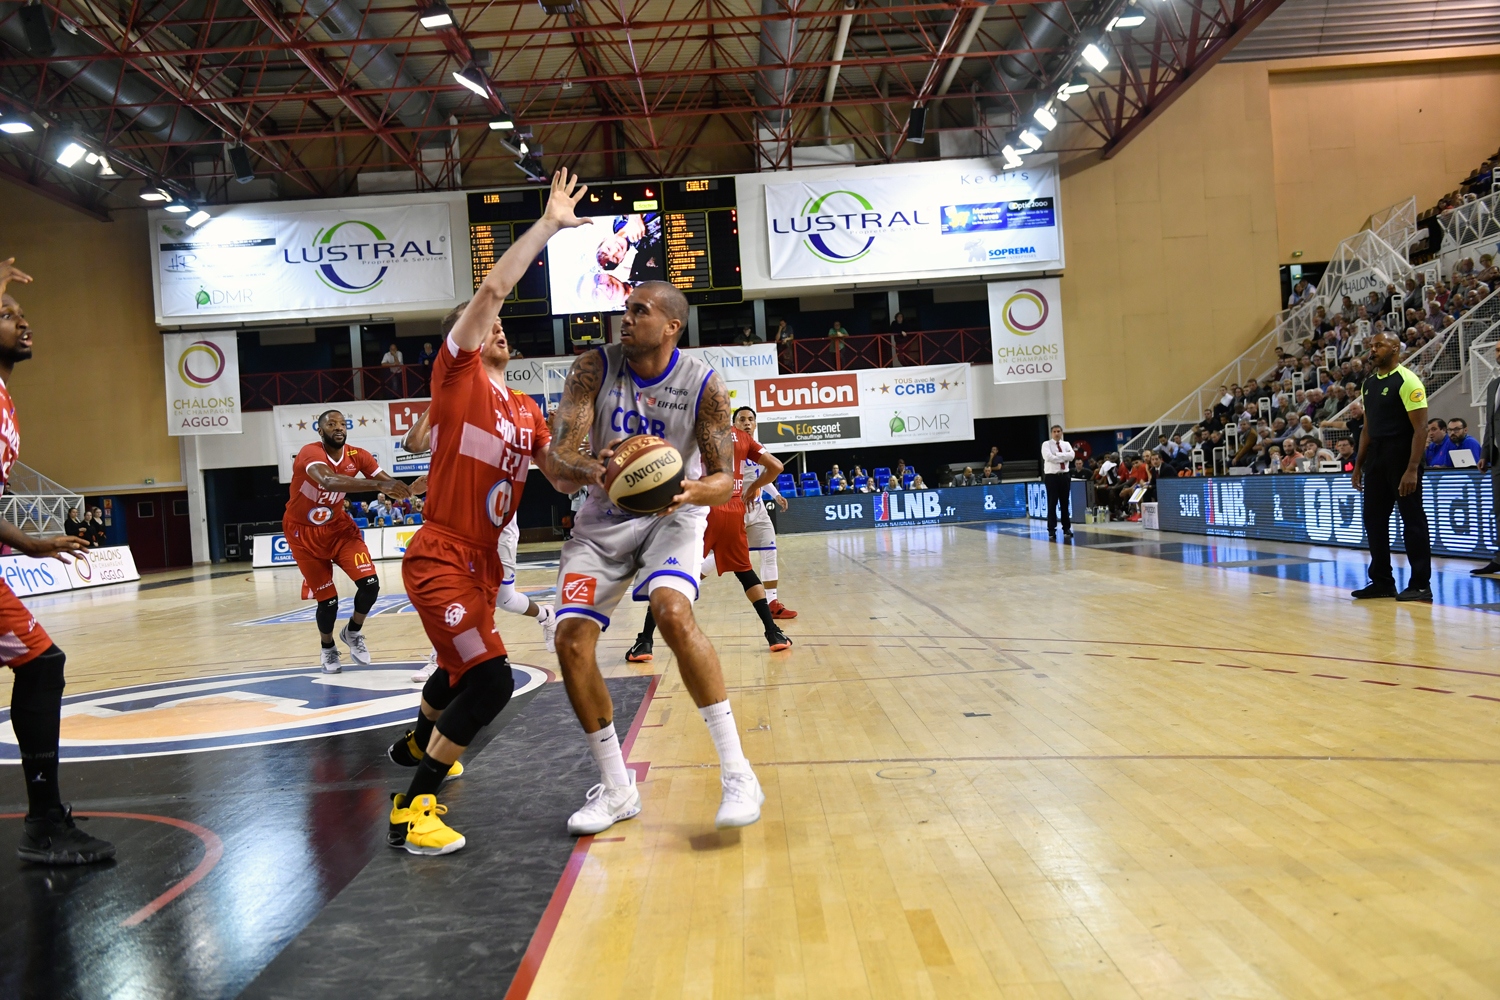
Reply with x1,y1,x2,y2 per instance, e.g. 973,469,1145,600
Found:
0,664,547,761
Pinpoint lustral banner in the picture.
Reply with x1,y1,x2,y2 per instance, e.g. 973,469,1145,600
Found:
152,201,455,323
163,331,242,436
1158,470,1496,559
751,363,974,452
989,277,1066,384
762,157,1062,281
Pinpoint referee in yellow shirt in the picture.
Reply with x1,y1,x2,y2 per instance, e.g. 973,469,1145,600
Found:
1350,331,1432,601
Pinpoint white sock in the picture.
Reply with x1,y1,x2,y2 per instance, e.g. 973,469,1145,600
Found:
760,549,778,583
536,604,554,626
765,587,777,603
702,552,717,577
586,723,632,788
699,701,750,773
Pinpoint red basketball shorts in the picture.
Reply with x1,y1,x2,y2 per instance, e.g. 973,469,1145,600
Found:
283,518,377,601
703,499,752,574
0,579,52,667
402,524,506,681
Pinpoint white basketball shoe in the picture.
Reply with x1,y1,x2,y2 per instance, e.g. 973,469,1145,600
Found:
339,624,372,665
411,652,439,684
567,774,642,835
537,604,557,653
715,768,765,829
320,646,342,674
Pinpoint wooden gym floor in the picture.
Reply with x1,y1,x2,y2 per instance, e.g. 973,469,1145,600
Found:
4,520,1500,999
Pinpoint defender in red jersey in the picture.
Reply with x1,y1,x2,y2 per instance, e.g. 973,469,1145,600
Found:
283,411,414,673
628,423,791,659
0,258,113,865
385,170,588,857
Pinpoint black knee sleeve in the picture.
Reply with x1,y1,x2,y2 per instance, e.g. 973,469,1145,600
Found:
10,646,65,743
435,656,515,747
733,569,762,592
352,575,380,615
315,597,339,635
420,662,456,712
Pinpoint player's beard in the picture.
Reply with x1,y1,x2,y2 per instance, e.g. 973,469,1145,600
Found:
319,431,344,451
0,341,32,365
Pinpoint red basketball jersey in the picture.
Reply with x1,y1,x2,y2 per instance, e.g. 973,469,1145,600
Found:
422,335,551,547
0,377,19,495
729,427,767,501
285,442,384,527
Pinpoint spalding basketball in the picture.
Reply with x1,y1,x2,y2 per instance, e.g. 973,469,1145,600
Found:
604,435,686,514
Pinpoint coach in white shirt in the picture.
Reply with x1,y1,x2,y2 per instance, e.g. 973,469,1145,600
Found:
1041,424,1075,538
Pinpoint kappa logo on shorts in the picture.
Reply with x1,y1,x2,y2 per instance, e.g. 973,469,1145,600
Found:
665,557,680,566
309,506,333,525
0,663,548,762
444,602,466,627
562,573,597,605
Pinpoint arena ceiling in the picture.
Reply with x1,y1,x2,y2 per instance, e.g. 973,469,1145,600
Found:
1,0,1295,217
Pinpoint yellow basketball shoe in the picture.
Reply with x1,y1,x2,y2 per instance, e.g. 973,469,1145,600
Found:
397,794,466,856
387,731,464,780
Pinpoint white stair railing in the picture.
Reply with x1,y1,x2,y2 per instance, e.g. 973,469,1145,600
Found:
1367,196,1418,256
0,462,84,535
1440,190,1500,258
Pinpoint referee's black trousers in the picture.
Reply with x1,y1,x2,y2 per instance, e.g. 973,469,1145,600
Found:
1362,437,1431,589
1044,472,1072,532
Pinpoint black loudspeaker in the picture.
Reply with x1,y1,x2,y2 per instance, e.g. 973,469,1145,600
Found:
907,105,927,144
228,145,255,183
18,5,53,57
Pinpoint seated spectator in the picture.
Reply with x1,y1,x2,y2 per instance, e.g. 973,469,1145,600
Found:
954,467,978,487
1422,418,1450,467
981,447,1003,481
1279,446,1300,474
1231,429,1259,468
418,341,438,367
1071,457,1088,480
910,475,927,489
827,465,847,492
1255,444,1281,474
368,493,392,522
1154,434,1173,460
1436,417,1482,467
735,326,758,346
1333,438,1357,473
893,459,911,484
1291,415,1320,441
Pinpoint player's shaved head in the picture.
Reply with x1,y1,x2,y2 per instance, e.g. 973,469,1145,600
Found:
318,409,343,428
636,281,688,327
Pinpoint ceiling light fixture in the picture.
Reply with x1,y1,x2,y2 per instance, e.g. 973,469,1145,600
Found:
1002,145,1024,169
140,188,171,202
1019,129,1043,151
452,64,491,97
1033,105,1057,131
0,120,34,135
418,4,454,28
185,209,211,228
1108,13,1146,29
55,141,86,167
1056,74,1090,101
488,117,514,130
164,202,192,214
1082,43,1110,71
97,156,115,176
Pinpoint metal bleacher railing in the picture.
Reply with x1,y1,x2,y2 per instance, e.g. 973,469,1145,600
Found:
0,462,85,535
1440,190,1500,263
238,326,994,410
1123,199,1419,456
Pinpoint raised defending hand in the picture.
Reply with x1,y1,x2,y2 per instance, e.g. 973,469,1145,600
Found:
0,257,33,300
409,475,429,496
26,533,88,561
542,168,592,230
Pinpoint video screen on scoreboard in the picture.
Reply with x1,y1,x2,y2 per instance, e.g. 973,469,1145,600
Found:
546,212,667,314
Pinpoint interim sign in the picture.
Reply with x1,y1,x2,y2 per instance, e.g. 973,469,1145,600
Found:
989,277,1066,385
752,364,973,453
164,331,242,435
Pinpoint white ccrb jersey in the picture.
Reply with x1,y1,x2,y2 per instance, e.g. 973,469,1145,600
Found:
585,343,715,517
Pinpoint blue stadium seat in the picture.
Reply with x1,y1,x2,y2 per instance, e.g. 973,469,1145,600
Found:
409,513,423,525
776,473,796,494
801,482,821,496
853,475,867,491
382,516,393,527
873,467,891,489
354,517,369,528
903,471,916,488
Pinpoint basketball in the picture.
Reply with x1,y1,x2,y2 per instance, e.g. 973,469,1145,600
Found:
603,435,686,513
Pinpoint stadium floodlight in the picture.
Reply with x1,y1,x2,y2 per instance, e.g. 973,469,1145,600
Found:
1082,43,1110,71
452,64,490,97
488,116,514,130
1018,129,1042,151
1002,145,1024,169
97,156,116,175
1033,105,1058,131
164,201,191,213
419,4,454,28
1107,13,1146,29
139,187,171,202
1056,74,1090,101
0,120,34,135
185,209,211,228
55,141,86,167
518,140,529,155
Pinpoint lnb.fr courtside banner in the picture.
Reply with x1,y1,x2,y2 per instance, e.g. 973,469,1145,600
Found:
774,481,1087,533
1157,470,1496,559
752,363,973,452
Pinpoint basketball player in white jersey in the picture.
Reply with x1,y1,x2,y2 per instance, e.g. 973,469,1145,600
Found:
545,280,763,834
733,406,796,619
400,333,558,687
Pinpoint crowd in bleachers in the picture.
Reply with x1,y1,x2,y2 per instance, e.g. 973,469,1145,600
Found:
342,493,424,527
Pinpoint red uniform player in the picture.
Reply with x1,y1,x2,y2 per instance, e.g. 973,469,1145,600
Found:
282,411,412,673
628,424,791,660
0,258,113,865
384,169,588,857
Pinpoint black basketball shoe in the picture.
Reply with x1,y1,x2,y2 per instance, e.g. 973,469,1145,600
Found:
18,805,115,865
626,635,654,663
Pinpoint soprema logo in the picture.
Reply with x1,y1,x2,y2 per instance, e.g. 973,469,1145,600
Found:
178,339,226,388
1001,288,1049,336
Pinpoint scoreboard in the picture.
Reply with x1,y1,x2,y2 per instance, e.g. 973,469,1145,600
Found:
465,176,741,314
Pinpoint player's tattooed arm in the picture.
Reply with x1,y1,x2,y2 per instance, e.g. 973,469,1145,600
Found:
538,348,606,492
660,374,734,514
